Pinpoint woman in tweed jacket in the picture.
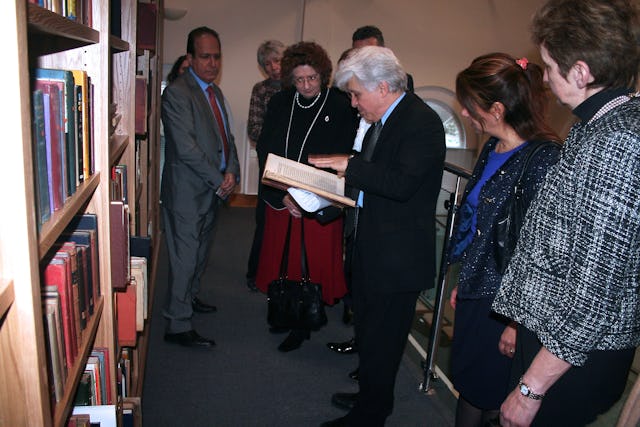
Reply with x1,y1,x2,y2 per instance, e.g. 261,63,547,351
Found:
493,1,640,426
448,53,560,427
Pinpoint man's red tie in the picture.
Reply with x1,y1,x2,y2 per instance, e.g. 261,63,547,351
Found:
206,85,230,163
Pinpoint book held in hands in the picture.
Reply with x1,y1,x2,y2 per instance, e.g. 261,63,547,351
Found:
261,153,356,208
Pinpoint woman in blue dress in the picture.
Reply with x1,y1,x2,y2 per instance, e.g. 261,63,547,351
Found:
448,53,561,427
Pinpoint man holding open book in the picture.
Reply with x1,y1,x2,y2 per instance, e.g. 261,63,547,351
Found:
310,46,446,427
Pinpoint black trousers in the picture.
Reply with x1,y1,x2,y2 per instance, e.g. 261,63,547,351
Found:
514,325,635,427
346,285,420,426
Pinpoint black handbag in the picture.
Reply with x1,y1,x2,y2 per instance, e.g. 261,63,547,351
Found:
267,218,327,330
494,141,556,274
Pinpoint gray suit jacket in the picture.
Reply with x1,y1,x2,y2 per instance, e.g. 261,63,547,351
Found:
161,71,240,216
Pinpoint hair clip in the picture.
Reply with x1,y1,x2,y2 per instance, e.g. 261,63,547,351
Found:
516,57,528,70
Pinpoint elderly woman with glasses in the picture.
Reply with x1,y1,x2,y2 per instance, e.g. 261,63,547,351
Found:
255,41,358,352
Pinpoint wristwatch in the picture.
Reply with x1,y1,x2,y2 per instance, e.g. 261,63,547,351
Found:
518,377,545,400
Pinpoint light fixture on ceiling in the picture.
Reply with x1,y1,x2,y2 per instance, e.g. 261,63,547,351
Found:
164,7,187,21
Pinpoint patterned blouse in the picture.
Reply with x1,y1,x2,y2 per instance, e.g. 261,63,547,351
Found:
247,79,281,142
493,92,640,366
450,137,560,299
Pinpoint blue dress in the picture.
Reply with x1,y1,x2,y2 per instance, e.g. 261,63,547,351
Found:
449,137,560,409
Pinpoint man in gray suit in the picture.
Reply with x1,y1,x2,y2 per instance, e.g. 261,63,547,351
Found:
161,26,240,348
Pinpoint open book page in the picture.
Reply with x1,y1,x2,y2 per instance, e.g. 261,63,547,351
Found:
262,153,356,208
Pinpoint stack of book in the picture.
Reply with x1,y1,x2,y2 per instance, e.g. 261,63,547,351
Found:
41,214,100,405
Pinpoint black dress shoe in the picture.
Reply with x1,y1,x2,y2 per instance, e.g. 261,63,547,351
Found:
278,329,310,352
164,330,216,348
192,297,217,313
320,416,350,427
348,367,359,381
326,337,357,354
331,392,358,411
246,277,258,292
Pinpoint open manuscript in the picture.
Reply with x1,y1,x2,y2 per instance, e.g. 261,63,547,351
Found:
262,153,356,208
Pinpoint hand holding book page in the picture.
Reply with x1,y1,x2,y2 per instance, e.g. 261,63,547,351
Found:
261,153,356,207
307,153,351,177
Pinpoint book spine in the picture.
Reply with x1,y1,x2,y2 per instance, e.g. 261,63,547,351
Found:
32,90,51,227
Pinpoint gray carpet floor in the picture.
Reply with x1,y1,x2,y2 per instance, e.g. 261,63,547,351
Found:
142,205,456,426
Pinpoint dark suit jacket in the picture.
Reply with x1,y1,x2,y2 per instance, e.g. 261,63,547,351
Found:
161,71,241,216
346,92,445,293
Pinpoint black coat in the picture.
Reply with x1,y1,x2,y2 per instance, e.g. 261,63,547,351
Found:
347,92,446,293
257,87,358,208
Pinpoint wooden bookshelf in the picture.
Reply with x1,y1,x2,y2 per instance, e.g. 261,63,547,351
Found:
128,0,163,400
0,280,15,321
0,1,162,425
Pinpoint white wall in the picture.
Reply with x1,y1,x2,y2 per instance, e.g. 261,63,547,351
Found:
162,0,574,194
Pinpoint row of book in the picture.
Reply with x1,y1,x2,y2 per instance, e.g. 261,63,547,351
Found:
42,214,100,406
69,347,140,426
32,68,95,229
29,0,93,27
68,398,141,426
73,347,111,406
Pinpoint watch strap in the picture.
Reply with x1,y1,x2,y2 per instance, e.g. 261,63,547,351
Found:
518,376,545,400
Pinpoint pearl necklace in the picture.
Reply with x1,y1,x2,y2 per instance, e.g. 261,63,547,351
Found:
295,91,322,109
285,88,330,162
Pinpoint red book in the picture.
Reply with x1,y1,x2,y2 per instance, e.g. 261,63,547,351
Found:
44,256,77,370
58,242,86,332
136,3,157,50
134,76,147,135
116,284,136,347
110,201,129,290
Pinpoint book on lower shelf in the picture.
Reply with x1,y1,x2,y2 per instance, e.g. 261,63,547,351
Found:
72,347,112,408
43,256,77,370
261,153,356,208
110,200,130,290
42,292,66,405
116,283,136,347
71,404,117,427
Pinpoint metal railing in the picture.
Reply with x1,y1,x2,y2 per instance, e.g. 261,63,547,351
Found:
419,161,471,393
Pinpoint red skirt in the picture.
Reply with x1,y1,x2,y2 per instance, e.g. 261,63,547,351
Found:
255,206,347,305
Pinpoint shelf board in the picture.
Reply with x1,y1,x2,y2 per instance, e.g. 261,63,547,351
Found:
0,279,15,320
110,35,130,53
53,297,104,427
38,173,100,259
27,4,99,55
109,134,129,166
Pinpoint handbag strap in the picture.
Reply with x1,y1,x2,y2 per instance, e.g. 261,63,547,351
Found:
300,219,311,283
278,216,293,279
512,140,559,197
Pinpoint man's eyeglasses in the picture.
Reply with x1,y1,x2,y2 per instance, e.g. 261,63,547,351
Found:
293,74,320,85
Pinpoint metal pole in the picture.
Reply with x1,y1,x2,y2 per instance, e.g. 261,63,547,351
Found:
420,163,470,393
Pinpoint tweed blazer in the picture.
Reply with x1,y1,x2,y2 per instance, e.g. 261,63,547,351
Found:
160,71,240,215
493,94,640,366
451,137,560,299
